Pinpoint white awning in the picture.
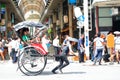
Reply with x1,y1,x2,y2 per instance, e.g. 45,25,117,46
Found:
92,0,120,7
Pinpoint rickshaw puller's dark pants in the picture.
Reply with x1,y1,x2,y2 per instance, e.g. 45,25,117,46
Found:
52,55,69,72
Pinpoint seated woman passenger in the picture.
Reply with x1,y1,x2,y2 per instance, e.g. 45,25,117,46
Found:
22,28,31,46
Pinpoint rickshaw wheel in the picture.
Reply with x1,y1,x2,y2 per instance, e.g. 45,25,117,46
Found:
18,46,47,76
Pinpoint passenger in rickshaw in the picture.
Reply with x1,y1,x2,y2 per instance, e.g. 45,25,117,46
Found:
21,28,41,45
20,27,48,55
21,28,38,47
22,28,30,44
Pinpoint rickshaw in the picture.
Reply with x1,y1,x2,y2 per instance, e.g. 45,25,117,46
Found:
14,21,49,76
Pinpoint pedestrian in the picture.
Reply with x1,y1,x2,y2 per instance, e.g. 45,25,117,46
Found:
114,31,120,64
106,31,115,64
6,38,13,60
93,33,104,65
9,37,18,63
41,33,51,53
62,34,70,47
53,34,61,61
2,36,8,46
0,40,5,61
77,34,85,63
51,40,77,74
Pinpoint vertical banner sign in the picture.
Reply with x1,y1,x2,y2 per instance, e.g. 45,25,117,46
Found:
1,3,5,14
86,36,88,46
11,13,15,24
84,0,89,58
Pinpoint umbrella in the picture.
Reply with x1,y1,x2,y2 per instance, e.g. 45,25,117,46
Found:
114,31,120,34
68,37,78,42
13,21,47,31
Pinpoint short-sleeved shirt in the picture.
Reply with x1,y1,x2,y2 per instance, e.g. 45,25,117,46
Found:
53,38,59,47
106,34,114,48
22,35,30,42
94,37,104,49
61,46,69,56
115,36,120,50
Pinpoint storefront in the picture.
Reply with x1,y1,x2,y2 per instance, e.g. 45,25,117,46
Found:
0,0,24,39
92,0,120,34
0,3,6,38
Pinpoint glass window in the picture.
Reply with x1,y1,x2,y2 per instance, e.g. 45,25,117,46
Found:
99,18,112,27
98,7,112,27
99,8,112,17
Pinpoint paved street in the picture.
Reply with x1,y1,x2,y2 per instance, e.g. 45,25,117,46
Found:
0,59,120,80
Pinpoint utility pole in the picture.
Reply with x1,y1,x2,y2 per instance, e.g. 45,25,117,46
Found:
84,0,89,60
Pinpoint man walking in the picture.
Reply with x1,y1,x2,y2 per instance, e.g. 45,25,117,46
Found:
93,33,104,65
77,34,85,63
52,40,77,74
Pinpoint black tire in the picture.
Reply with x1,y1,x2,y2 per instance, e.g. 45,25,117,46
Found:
18,47,47,76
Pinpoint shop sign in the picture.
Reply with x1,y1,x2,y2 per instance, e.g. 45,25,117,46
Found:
11,13,15,24
74,6,83,18
77,21,84,27
63,15,68,23
0,3,6,14
77,15,85,22
110,7,118,15
68,0,77,5
1,19,5,25
74,7,84,27
86,36,88,46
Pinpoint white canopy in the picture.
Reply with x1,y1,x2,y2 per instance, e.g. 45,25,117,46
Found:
92,0,120,7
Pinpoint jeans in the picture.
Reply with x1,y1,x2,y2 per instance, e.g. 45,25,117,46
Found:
94,48,103,65
10,48,17,63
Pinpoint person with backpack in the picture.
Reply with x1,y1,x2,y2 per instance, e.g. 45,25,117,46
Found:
93,33,104,65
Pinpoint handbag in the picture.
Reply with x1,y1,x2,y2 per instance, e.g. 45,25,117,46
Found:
103,53,110,62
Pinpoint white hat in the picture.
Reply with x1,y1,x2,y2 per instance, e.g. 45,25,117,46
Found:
114,31,120,34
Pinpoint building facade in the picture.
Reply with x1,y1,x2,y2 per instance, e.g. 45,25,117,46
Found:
92,0,120,35
40,0,95,43
0,0,24,38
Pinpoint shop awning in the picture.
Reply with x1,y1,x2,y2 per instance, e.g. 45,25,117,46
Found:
92,0,120,7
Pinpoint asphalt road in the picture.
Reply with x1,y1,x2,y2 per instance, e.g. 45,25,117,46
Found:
0,59,120,80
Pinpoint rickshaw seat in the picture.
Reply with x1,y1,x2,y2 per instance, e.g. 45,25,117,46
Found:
31,43,48,55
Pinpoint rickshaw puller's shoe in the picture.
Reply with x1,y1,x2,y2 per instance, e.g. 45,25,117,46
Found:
59,69,63,73
52,70,57,74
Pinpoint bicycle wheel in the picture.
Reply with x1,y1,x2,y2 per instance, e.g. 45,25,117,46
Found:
18,47,47,76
